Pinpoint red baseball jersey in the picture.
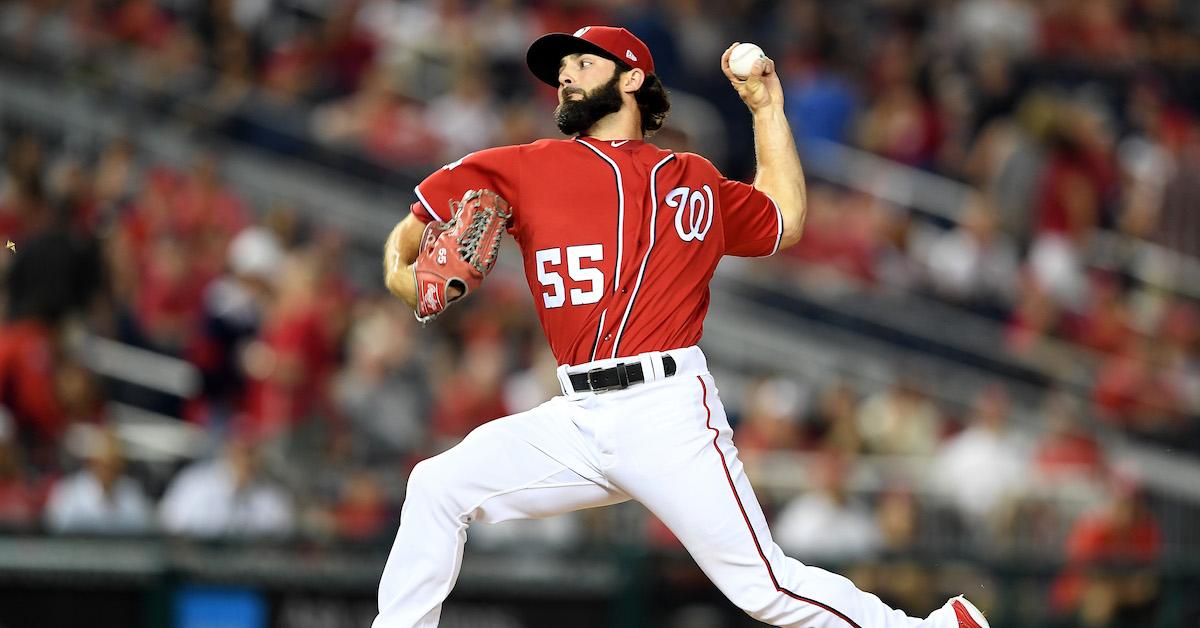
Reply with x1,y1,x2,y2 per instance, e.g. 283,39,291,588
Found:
411,136,782,366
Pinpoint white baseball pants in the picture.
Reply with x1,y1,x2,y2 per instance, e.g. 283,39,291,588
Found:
375,347,954,628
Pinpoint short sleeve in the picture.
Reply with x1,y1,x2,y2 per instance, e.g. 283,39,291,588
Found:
408,200,433,222
413,146,520,223
720,178,783,257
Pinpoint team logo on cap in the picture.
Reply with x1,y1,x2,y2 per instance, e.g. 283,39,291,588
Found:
626,50,638,62
574,27,591,37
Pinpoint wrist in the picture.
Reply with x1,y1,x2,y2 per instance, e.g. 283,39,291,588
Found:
386,263,417,309
751,103,786,120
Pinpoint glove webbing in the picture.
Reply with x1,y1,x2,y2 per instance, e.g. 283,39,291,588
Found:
455,195,511,274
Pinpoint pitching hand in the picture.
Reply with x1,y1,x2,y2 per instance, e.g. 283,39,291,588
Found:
722,42,784,113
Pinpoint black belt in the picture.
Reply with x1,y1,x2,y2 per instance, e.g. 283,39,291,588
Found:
569,355,677,393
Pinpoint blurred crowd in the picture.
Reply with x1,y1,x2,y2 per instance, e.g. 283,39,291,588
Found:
0,124,1183,625
0,127,561,544
2,0,1197,443
1,1,1200,625
724,374,1168,625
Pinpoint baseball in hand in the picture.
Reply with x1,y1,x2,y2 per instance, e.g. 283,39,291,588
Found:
729,43,766,79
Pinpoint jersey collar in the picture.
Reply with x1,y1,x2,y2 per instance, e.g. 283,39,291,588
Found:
578,136,645,150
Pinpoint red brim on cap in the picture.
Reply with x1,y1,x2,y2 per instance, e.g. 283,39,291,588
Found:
526,32,625,87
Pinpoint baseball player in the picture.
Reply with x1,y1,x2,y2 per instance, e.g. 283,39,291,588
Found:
379,26,989,628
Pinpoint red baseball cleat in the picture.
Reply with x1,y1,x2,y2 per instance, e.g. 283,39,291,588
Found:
946,595,990,628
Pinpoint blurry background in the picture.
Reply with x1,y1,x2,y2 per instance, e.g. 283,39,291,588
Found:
0,0,1198,627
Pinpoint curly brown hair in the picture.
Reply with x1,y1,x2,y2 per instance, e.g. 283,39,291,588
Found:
615,60,671,137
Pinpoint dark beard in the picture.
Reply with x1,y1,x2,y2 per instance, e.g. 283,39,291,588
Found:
554,73,624,136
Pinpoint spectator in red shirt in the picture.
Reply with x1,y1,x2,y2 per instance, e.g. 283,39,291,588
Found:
782,186,881,284
115,167,180,274
317,0,378,97
331,469,389,542
173,156,250,279
1034,392,1106,483
0,230,102,455
312,63,443,167
134,236,205,354
859,33,943,169
0,318,65,447
242,252,335,438
107,0,174,49
0,176,53,243
1039,0,1133,63
1052,478,1162,626
1067,273,1134,356
1034,101,1117,240
1027,101,1116,309
1093,335,1184,436
429,335,509,446
0,410,42,529
261,32,319,104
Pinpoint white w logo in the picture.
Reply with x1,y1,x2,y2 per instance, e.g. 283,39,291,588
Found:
666,185,714,242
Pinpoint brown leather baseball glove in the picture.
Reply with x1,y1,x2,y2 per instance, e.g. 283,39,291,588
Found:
412,189,512,323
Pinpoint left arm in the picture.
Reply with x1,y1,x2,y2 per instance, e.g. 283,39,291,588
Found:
721,43,807,250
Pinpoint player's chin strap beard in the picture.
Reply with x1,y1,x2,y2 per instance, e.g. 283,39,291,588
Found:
555,73,624,135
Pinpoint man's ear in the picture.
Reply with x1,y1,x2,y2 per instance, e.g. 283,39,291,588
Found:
622,68,645,94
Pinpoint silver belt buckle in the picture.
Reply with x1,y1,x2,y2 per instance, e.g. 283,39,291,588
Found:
586,367,609,392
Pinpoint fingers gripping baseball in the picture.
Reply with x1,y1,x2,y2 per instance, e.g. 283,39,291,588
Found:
412,189,511,323
722,42,783,112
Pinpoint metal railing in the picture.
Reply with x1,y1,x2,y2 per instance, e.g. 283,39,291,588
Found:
0,534,1195,628
804,138,1200,300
